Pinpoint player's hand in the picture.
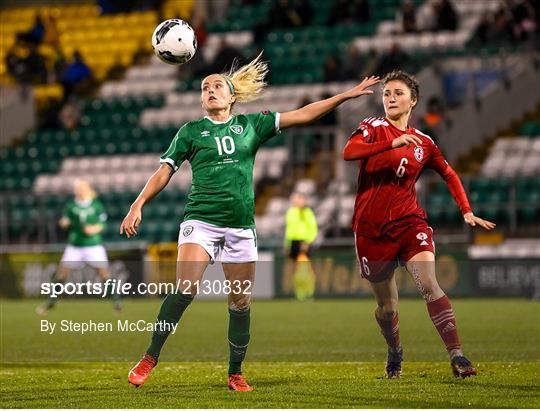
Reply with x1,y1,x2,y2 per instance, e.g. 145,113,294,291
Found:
58,217,70,229
120,207,142,238
83,225,100,236
342,76,380,99
464,212,496,230
392,134,423,149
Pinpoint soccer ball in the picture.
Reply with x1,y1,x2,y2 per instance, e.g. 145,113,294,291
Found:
151,19,197,65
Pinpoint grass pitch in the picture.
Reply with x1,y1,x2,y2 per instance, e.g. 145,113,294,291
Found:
1,298,539,408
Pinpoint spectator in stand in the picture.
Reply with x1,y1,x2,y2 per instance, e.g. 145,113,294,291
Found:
43,14,60,47
375,43,410,76
417,0,438,32
52,47,68,83
58,100,82,130
474,14,491,45
22,14,45,45
397,0,417,33
267,0,311,29
328,0,370,26
5,41,29,84
510,0,537,41
106,57,125,80
24,42,48,84
361,48,382,79
39,97,63,129
419,96,445,144
435,0,458,31
340,44,365,81
61,50,93,99
254,0,313,44
132,42,150,66
323,55,340,82
208,38,246,74
491,8,515,43
192,14,208,51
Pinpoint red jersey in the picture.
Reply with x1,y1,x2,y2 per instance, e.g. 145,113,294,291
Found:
343,116,472,238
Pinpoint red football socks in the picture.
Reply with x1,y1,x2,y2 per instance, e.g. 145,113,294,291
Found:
375,311,401,350
427,295,461,352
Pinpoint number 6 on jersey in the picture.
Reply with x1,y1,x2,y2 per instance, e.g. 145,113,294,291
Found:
396,157,408,178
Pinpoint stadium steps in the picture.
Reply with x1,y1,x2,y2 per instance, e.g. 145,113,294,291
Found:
454,102,540,175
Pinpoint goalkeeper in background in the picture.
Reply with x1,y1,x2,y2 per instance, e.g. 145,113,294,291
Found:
284,192,318,301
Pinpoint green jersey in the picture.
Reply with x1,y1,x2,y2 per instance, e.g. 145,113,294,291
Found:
63,198,107,247
161,111,280,228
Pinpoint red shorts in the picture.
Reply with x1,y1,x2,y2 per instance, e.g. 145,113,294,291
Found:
354,217,435,283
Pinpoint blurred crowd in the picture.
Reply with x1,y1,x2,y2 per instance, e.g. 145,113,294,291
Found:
473,0,538,46
5,0,539,132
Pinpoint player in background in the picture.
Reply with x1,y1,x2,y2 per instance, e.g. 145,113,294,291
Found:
120,54,379,391
343,70,495,379
36,179,121,315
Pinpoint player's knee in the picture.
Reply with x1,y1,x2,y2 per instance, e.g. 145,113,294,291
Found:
376,300,398,318
229,295,251,311
417,280,443,301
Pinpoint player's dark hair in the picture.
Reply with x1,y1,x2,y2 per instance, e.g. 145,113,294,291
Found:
382,70,419,102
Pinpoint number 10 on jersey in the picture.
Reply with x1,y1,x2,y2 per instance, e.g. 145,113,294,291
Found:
214,136,236,155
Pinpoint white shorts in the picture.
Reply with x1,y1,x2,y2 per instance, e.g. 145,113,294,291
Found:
60,244,109,269
178,220,258,263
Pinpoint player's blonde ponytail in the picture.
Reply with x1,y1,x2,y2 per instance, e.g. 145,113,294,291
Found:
223,52,268,103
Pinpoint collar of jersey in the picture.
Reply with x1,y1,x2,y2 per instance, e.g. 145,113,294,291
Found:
384,116,412,133
204,115,233,124
75,198,92,207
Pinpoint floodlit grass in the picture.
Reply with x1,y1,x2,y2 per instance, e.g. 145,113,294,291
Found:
1,299,538,408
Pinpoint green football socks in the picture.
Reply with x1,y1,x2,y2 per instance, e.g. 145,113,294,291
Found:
146,293,194,359
228,307,251,375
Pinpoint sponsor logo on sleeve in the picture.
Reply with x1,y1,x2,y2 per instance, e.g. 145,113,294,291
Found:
414,146,424,162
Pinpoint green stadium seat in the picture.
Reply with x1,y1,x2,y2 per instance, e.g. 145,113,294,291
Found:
427,206,445,224
444,207,462,224
518,206,539,223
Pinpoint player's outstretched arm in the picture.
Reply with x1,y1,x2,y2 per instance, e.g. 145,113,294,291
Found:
463,212,496,230
120,164,174,238
279,76,380,129
427,145,496,231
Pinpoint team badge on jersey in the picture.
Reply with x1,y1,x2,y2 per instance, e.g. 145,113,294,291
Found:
183,226,194,236
414,145,424,162
230,125,243,134
416,232,429,246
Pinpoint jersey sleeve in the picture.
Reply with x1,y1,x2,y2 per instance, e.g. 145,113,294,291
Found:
160,125,191,171
95,200,108,224
350,118,375,143
247,111,281,146
426,143,472,215
343,118,393,160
